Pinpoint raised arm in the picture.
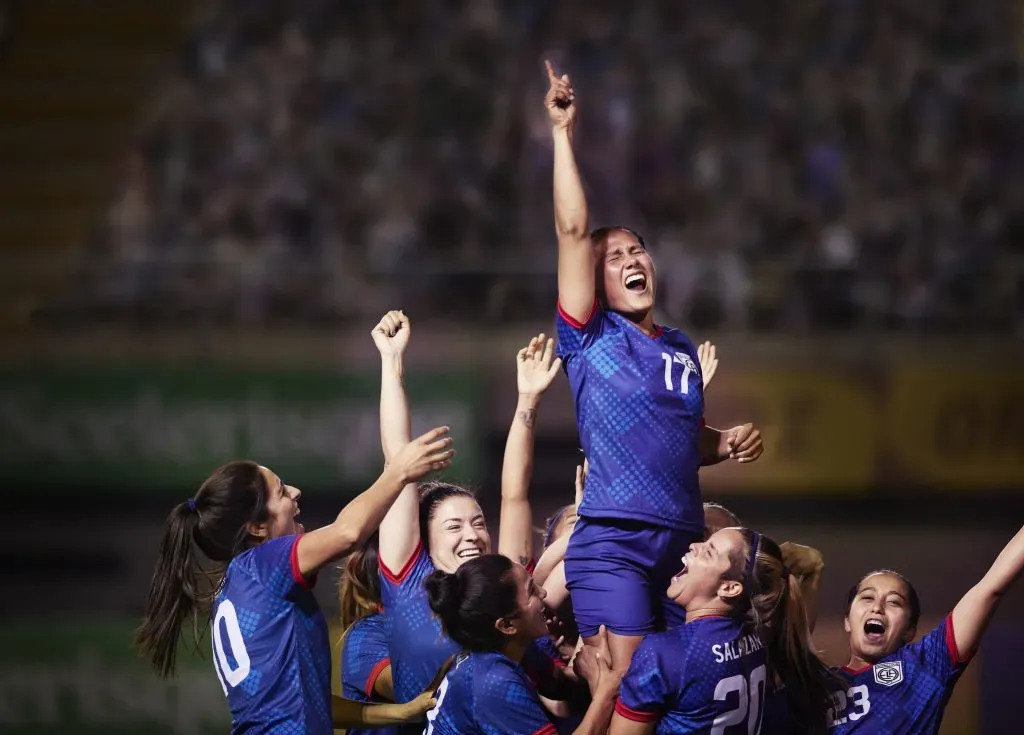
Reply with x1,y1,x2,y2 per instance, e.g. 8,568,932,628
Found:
545,60,595,323
371,311,421,573
951,523,1024,661
296,427,454,577
499,334,562,565
781,542,825,633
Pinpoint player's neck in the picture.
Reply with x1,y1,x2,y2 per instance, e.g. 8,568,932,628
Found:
845,652,874,671
500,638,529,664
622,310,658,336
684,602,730,622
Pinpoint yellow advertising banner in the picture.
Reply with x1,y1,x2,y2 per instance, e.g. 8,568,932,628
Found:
700,364,1024,491
885,366,1024,489
700,371,877,493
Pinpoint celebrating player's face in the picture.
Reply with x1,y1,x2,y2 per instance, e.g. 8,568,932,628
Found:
502,563,549,640
428,495,492,574
256,466,304,538
844,572,916,662
666,527,745,607
598,229,656,318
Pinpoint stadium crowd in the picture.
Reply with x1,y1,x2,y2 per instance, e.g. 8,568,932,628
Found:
61,0,1020,331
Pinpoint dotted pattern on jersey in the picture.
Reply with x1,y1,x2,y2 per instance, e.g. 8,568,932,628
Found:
428,651,554,735
341,614,398,735
215,536,333,735
555,306,705,533
829,616,968,735
619,617,769,734
380,546,461,706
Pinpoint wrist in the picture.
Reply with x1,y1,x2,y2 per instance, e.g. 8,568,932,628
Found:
552,125,574,141
381,353,405,374
516,392,542,410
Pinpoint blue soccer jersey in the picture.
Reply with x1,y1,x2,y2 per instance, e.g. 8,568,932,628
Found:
424,650,557,735
341,612,396,735
828,615,971,734
616,616,769,734
211,534,331,734
379,542,460,712
555,302,705,535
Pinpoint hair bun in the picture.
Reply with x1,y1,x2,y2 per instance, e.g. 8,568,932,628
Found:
425,569,462,621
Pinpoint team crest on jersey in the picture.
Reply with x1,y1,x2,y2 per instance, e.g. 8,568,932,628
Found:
873,661,903,687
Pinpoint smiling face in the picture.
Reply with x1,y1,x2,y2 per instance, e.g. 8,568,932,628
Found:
666,527,746,612
498,563,550,643
251,466,303,539
427,495,492,574
845,572,917,664
596,229,657,319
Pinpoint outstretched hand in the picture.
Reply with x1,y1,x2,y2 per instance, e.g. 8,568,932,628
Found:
697,341,718,390
517,333,562,398
544,60,577,130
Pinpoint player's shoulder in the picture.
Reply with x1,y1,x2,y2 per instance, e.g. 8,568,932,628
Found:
633,628,690,668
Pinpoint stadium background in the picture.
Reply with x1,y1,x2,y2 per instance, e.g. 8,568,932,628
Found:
0,1,1021,733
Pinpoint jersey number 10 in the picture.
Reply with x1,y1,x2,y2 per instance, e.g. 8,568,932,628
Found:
661,352,697,394
212,599,252,695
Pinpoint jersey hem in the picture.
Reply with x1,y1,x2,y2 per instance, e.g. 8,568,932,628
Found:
380,540,423,584
557,298,599,329
365,657,391,698
578,508,705,535
615,700,659,723
289,534,315,589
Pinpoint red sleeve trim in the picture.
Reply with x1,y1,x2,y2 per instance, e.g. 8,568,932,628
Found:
615,700,659,723
364,657,391,698
944,613,969,665
525,558,537,575
557,298,599,330
531,725,558,735
379,540,423,584
289,534,315,589
700,417,707,429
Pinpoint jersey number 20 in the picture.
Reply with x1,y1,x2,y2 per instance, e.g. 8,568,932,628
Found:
712,664,767,735
212,599,251,695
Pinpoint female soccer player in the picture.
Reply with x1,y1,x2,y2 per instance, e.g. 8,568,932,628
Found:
372,311,564,722
422,554,621,735
338,534,399,735
544,60,764,672
134,429,454,734
829,522,1024,733
610,528,835,734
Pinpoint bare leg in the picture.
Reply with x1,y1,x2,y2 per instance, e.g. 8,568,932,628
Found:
582,629,644,674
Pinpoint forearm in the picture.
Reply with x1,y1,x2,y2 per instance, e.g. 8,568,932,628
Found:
379,354,411,463
553,128,589,238
332,467,407,546
498,394,540,562
572,693,617,735
980,524,1024,595
535,533,570,585
331,697,417,728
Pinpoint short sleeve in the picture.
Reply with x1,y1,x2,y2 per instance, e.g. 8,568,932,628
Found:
242,534,314,598
476,664,557,735
378,541,428,610
555,299,604,361
907,614,972,685
615,640,668,724
341,617,391,700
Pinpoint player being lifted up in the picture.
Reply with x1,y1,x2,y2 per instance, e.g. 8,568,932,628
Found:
543,59,764,673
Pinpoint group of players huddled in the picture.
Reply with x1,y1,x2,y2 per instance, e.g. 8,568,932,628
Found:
136,63,1024,735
